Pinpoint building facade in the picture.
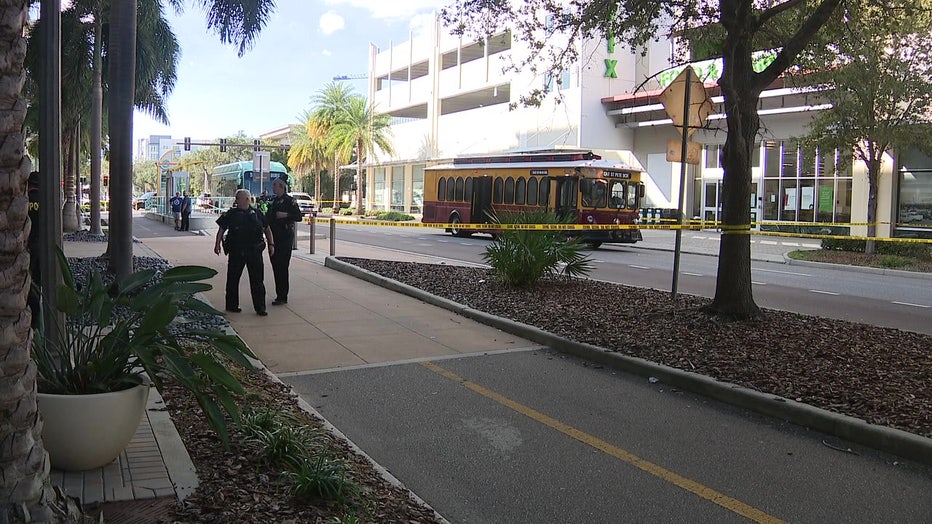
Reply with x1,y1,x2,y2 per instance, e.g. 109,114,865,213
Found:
351,15,930,239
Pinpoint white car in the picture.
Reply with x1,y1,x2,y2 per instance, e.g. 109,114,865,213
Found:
289,192,316,217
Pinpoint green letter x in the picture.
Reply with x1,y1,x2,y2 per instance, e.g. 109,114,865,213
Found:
604,59,618,78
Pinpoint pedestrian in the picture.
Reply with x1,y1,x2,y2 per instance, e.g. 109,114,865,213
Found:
181,191,192,231
213,189,275,316
265,177,303,305
26,170,40,328
170,191,183,230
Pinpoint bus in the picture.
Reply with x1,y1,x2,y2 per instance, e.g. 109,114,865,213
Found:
422,149,646,248
211,160,289,207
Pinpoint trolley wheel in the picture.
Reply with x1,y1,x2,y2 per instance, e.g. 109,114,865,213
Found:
586,241,603,249
450,216,471,238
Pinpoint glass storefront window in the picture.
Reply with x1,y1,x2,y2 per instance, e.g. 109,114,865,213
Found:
412,165,424,213
763,179,779,220
782,142,799,177
374,169,386,207
705,145,721,169
799,178,815,222
780,178,798,221
816,180,835,222
391,166,404,211
836,178,852,223
764,141,780,178
899,167,932,228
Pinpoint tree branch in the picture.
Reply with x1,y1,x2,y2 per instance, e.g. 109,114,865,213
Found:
757,0,845,88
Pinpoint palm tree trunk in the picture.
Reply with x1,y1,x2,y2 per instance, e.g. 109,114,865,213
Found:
89,12,103,236
107,0,138,279
332,155,340,213
355,139,364,215
1,2,84,521
62,124,79,232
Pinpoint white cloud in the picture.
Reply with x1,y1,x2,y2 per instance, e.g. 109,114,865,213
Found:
322,49,333,56
319,11,346,35
324,0,449,21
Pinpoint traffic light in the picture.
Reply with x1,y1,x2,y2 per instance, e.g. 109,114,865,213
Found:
253,139,261,152
183,137,191,151
220,138,227,153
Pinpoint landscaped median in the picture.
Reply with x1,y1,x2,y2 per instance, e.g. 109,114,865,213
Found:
326,256,932,467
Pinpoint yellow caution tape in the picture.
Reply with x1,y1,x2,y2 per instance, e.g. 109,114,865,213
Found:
308,217,932,244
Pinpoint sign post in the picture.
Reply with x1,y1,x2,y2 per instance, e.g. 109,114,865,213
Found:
658,66,713,298
253,151,270,194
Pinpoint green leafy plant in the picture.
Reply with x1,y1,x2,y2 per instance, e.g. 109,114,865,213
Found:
373,210,414,221
879,255,911,268
241,419,325,470
285,455,361,503
339,207,355,216
482,209,593,287
31,248,258,444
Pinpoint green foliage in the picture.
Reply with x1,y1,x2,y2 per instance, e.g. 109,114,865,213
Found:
285,456,361,504
879,255,911,268
482,210,593,287
339,207,355,216
32,249,257,445
242,420,325,470
820,237,931,259
368,210,414,221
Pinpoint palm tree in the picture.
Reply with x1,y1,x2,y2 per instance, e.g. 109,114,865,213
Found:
1,2,275,519
310,82,354,211
288,111,328,202
108,0,274,279
327,95,395,214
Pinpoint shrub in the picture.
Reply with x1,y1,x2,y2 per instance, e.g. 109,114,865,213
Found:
879,255,912,268
821,237,931,260
375,211,415,221
339,208,355,216
483,209,592,287
285,456,361,503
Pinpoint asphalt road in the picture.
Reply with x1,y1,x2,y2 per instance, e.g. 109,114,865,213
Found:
323,224,932,334
286,350,932,523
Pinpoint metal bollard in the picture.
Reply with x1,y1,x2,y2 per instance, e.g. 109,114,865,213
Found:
309,216,315,255
329,217,336,256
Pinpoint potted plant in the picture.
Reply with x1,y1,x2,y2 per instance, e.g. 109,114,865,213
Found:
32,249,256,471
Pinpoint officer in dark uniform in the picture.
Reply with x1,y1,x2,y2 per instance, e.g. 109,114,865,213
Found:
214,189,275,316
265,177,303,305
26,171,41,327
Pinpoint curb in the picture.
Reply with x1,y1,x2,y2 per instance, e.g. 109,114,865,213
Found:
325,256,932,467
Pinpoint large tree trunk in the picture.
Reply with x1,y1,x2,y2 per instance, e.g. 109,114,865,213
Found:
62,125,78,232
107,0,138,279
89,14,103,236
708,1,762,320
865,158,880,255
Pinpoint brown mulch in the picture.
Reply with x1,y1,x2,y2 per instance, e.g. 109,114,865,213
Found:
159,369,443,523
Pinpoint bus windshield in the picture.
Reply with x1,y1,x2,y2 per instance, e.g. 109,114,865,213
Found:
580,179,608,208
608,179,639,210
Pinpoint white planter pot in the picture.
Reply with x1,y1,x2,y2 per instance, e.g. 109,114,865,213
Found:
37,383,150,471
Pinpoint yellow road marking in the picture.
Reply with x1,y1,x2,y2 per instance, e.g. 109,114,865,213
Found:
419,360,787,524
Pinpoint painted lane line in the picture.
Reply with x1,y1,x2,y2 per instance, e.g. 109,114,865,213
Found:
781,242,799,247
629,264,651,270
802,243,820,248
752,281,767,286
760,240,778,245
682,272,702,277
753,268,812,277
691,236,708,240
419,361,786,524
892,301,931,309
809,290,840,296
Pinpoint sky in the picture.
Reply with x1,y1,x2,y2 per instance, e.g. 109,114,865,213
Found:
132,0,451,147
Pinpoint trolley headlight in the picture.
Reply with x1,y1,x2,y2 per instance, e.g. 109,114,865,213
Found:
586,215,595,223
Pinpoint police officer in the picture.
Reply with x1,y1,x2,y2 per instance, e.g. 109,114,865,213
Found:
265,177,303,305
214,189,275,316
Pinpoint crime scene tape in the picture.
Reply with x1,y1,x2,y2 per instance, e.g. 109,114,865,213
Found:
311,218,932,244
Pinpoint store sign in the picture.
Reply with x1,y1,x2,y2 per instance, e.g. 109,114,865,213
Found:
658,50,778,88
